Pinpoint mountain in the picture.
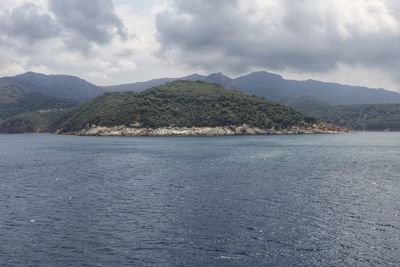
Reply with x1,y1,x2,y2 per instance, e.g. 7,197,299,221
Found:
326,104,400,131
285,95,334,118
3,72,104,102
235,71,400,105
55,80,318,134
203,72,235,89
288,97,400,130
4,70,400,106
105,71,400,105
104,77,175,92
180,73,207,81
102,72,234,92
0,72,101,133
0,92,75,133
2,70,400,133
0,78,30,104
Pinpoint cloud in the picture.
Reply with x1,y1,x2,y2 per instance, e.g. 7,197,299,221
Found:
1,0,400,89
0,0,127,50
0,3,60,42
48,0,127,51
0,0,139,85
156,0,400,76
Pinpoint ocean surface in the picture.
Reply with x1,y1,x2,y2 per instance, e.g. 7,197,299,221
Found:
0,133,399,266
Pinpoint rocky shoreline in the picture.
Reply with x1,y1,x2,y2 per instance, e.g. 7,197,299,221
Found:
62,123,346,137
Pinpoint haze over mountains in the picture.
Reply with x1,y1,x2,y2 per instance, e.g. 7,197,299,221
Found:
2,70,400,132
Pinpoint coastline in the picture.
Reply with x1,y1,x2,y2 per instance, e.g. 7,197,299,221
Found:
61,123,346,137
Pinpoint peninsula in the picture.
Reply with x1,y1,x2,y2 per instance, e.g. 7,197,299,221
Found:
55,80,344,136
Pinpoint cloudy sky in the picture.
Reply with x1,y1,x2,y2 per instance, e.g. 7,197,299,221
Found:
0,0,400,90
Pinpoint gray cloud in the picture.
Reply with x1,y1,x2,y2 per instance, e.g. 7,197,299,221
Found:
48,0,127,48
156,0,400,76
0,3,60,42
1,0,400,89
0,0,127,55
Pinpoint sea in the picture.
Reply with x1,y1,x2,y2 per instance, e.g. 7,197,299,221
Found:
0,132,399,266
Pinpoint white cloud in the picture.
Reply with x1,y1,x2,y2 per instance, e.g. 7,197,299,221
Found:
0,0,399,91
155,0,400,89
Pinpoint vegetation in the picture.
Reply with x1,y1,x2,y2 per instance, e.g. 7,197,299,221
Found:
55,80,316,132
288,96,400,130
0,72,96,133
2,71,400,133
321,104,400,131
103,71,400,105
0,93,75,133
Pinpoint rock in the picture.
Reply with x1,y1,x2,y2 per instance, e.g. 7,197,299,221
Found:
70,123,346,137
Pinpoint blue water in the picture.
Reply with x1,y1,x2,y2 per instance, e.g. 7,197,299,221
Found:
0,133,399,266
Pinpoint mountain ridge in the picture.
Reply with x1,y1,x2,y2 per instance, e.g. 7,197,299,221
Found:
4,70,400,106
3,72,105,102
287,96,400,131
102,71,400,105
2,70,400,133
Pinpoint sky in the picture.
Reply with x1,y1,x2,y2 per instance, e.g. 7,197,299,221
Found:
0,0,400,91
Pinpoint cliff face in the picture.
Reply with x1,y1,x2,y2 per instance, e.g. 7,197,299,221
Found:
67,123,345,137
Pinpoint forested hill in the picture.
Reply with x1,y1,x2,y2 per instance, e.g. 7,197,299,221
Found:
55,80,316,133
0,93,74,133
287,96,400,130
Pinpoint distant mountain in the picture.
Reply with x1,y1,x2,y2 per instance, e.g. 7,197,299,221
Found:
2,70,400,133
328,104,400,131
103,72,235,92
55,80,316,134
3,72,104,102
203,72,236,89
285,95,334,118
0,78,30,104
0,72,98,132
104,71,400,105
104,77,175,92
287,96,400,130
4,71,400,106
0,92,75,133
180,73,207,81
235,71,400,105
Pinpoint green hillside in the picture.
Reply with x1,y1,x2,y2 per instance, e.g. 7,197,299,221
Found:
321,104,400,131
0,72,100,133
56,80,316,133
0,93,75,133
288,97,400,131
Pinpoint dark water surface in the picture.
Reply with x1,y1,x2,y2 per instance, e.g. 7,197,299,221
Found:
0,133,400,266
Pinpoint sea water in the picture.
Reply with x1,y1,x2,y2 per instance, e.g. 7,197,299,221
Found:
0,133,399,266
